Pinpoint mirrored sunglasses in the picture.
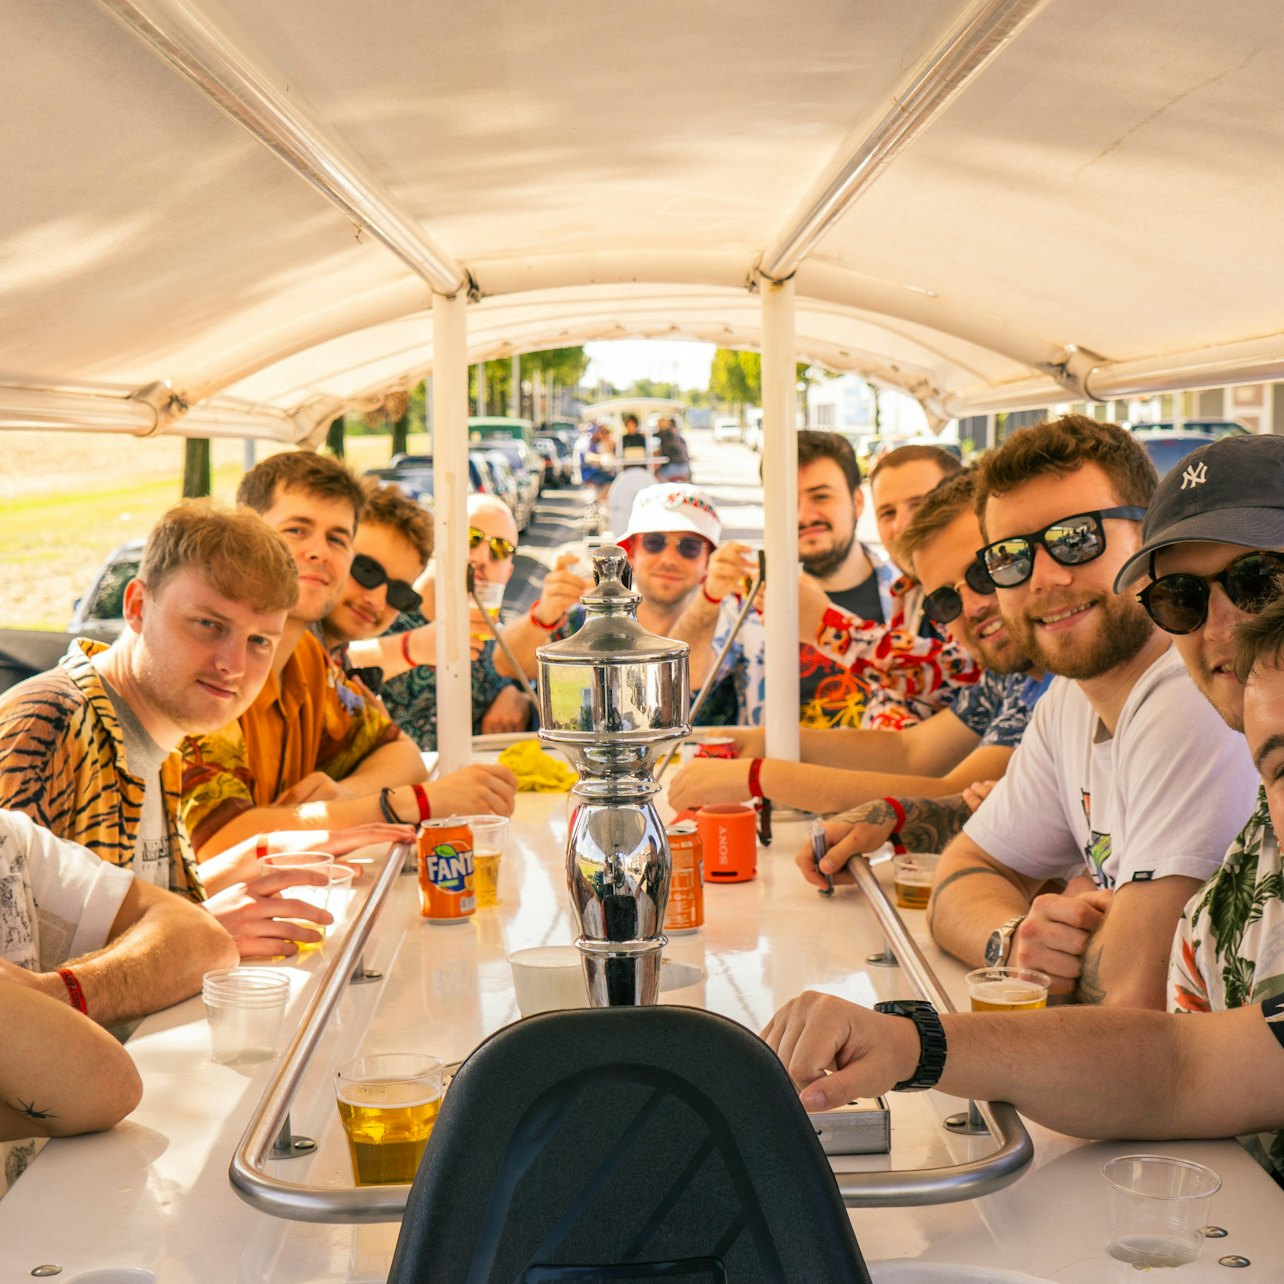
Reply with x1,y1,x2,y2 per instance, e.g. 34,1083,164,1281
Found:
469,526,516,561
980,507,1146,588
1138,550,1284,635
350,552,422,613
922,558,996,625
638,532,707,560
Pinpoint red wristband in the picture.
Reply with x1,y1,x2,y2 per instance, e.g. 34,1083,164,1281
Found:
530,600,564,631
747,757,765,799
58,967,88,1015
400,631,415,667
882,796,907,831
882,796,909,854
411,783,432,823
701,583,723,606
255,834,269,860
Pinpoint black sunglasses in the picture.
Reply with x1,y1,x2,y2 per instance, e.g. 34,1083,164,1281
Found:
922,558,996,625
350,553,422,613
980,507,1146,588
1138,551,1284,635
638,532,707,560
469,526,516,561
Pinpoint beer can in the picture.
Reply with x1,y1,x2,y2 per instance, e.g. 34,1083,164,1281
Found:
666,822,704,934
417,819,475,923
692,735,739,760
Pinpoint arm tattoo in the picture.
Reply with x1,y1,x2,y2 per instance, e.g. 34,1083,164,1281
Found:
927,864,1012,938
8,1098,55,1121
1075,944,1107,1006
898,796,972,853
835,795,969,850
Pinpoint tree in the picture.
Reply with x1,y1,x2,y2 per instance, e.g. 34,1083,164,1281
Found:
469,348,589,417
182,438,211,498
709,349,816,418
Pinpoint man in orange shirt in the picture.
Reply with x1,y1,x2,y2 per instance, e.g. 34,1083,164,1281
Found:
181,451,515,858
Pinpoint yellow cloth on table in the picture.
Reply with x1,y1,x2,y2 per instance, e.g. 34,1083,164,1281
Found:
498,739,578,792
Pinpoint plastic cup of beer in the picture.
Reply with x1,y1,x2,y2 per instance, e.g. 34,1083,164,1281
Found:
202,967,290,1065
471,579,505,639
461,815,510,909
1102,1154,1221,1267
259,851,335,950
892,852,938,909
333,1052,444,1186
965,966,1051,1012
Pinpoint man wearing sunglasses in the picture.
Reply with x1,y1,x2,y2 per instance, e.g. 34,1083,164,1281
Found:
497,483,743,722
377,494,535,746
925,416,1255,1010
1105,433,1284,1031
181,454,515,860
669,468,1050,818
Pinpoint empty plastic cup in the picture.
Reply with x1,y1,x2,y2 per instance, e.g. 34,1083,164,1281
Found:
202,968,290,1065
1103,1154,1221,1266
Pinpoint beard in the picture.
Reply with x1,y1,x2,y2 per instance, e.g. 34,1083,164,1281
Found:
1009,591,1154,681
800,526,857,579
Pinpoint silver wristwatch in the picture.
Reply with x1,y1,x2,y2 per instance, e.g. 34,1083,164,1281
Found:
984,914,1027,967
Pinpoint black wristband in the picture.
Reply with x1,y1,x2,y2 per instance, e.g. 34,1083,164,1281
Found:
379,786,408,825
1263,993,1284,1050
873,1000,948,1091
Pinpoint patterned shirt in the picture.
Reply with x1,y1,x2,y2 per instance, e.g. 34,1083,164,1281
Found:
717,565,978,730
0,639,203,898
1170,787,1284,1183
380,611,524,750
951,670,1053,749
181,632,401,850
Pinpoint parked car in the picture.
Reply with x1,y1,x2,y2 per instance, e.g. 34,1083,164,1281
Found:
533,436,573,487
712,416,742,443
485,437,542,510
69,539,142,639
1131,428,1223,478
364,453,488,506
484,448,532,531
467,415,536,447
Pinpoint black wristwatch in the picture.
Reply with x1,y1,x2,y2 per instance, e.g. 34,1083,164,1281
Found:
873,999,948,1091
984,914,1027,967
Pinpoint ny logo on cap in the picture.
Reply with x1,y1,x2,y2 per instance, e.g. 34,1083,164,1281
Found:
1180,461,1208,490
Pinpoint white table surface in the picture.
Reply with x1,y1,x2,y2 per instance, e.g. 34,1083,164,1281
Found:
1,787,1280,1283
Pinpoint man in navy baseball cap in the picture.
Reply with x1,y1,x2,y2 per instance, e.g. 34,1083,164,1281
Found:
1115,433,1284,732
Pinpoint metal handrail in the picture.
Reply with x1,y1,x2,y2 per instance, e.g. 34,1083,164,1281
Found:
228,841,1032,1222
835,856,1034,1206
229,841,417,1223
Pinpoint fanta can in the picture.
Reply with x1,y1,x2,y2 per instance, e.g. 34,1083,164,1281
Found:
417,819,475,923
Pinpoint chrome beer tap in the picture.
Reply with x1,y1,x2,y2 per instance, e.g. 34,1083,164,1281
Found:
535,546,690,1006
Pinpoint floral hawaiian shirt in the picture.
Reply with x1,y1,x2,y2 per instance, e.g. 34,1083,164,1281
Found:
1170,786,1284,1183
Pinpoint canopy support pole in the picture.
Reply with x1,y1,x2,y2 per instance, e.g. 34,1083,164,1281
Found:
761,278,800,764
432,293,473,776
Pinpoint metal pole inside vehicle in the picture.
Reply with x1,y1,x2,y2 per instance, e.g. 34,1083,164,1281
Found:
761,277,800,763
432,292,473,775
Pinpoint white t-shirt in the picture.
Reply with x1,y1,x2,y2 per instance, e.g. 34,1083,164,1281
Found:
964,647,1257,890
0,808,133,971
0,809,133,1195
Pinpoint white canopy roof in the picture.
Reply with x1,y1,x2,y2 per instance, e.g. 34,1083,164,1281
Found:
5,0,1284,441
